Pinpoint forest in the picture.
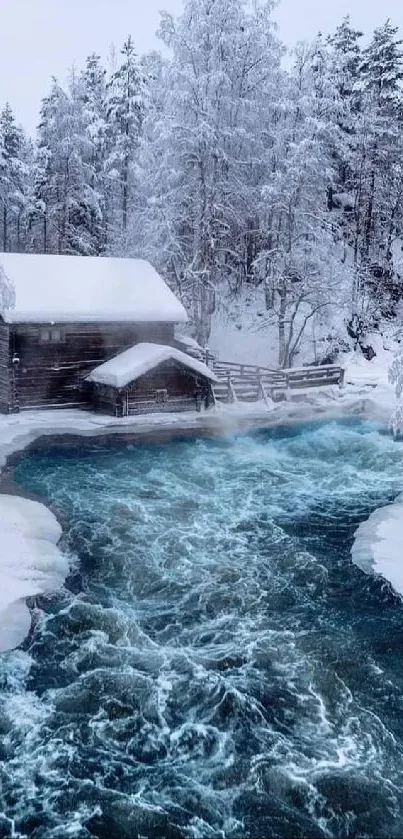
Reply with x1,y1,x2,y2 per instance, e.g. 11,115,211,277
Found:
0,0,402,366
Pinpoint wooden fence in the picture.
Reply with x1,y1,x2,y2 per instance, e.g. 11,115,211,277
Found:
210,359,344,404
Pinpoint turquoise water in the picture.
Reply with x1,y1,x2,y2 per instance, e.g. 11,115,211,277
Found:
2,419,403,837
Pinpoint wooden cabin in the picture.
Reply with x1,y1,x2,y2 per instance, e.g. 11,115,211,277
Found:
88,343,217,416
0,252,215,415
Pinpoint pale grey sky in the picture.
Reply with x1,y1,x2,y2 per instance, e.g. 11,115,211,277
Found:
0,0,402,134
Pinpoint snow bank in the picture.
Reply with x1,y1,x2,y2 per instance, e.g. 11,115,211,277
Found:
0,496,66,653
0,252,188,324
352,496,403,596
88,343,218,388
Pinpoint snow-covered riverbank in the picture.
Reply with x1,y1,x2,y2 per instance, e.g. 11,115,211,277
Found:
352,496,403,595
0,375,398,654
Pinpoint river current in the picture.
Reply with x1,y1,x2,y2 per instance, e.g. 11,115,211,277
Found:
2,419,403,838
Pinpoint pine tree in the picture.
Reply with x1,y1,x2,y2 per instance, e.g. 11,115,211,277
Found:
78,53,108,252
32,76,104,256
0,103,29,252
359,21,403,264
326,17,363,193
106,36,144,249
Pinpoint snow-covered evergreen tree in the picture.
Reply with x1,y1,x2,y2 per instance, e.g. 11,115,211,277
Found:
77,54,109,253
31,75,104,255
0,104,29,252
357,21,403,270
105,36,145,251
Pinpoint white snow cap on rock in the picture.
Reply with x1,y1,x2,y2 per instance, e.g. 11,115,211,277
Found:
87,343,218,389
0,252,188,324
0,494,67,653
352,495,403,596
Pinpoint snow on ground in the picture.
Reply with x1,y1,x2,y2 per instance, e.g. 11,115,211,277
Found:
0,360,399,655
208,292,278,367
208,286,349,369
344,332,396,388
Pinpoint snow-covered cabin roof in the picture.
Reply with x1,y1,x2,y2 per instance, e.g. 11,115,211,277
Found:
0,252,188,324
87,343,218,389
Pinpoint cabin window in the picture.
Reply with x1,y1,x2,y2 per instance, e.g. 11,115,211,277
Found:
39,327,65,344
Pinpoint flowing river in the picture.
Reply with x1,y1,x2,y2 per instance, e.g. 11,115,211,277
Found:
2,419,403,838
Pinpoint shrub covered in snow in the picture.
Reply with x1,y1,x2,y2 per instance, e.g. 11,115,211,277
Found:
389,352,403,434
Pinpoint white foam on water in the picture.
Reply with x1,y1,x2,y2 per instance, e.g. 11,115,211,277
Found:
0,495,67,653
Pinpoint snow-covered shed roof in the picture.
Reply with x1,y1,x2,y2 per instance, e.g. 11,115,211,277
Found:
0,252,188,324
87,343,218,389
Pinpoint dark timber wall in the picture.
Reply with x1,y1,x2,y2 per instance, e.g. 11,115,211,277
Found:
0,320,10,412
8,321,175,411
92,360,211,417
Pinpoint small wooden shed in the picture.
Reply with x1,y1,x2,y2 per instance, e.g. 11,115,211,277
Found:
87,343,218,416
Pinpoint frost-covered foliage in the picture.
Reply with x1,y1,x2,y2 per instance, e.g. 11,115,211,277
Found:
133,0,284,344
1,7,403,365
0,261,15,313
389,352,403,434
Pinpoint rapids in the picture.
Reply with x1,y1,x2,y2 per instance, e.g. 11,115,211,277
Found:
1,419,403,838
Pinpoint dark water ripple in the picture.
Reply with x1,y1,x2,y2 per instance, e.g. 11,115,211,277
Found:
1,420,403,837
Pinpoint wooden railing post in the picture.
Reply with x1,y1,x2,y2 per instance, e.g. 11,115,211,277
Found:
11,353,20,413
285,372,291,401
258,375,271,408
339,368,345,389
227,372,236,402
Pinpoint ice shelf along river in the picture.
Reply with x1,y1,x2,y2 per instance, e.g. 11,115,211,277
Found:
3,417,403,838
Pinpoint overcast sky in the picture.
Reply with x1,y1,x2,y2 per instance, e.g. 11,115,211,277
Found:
1,0,402,135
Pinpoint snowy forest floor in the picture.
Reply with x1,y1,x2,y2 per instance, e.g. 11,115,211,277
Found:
0,357,398,655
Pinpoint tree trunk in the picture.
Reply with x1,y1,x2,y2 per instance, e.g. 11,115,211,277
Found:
3,206,7,252
278,284,287,367
364,168,375,260
122,156,129,232
43,212,47,254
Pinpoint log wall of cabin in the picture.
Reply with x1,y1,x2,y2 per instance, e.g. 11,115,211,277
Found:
0,320,10,413
11,321,175,410
92,361,211,417
128,361,201,399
